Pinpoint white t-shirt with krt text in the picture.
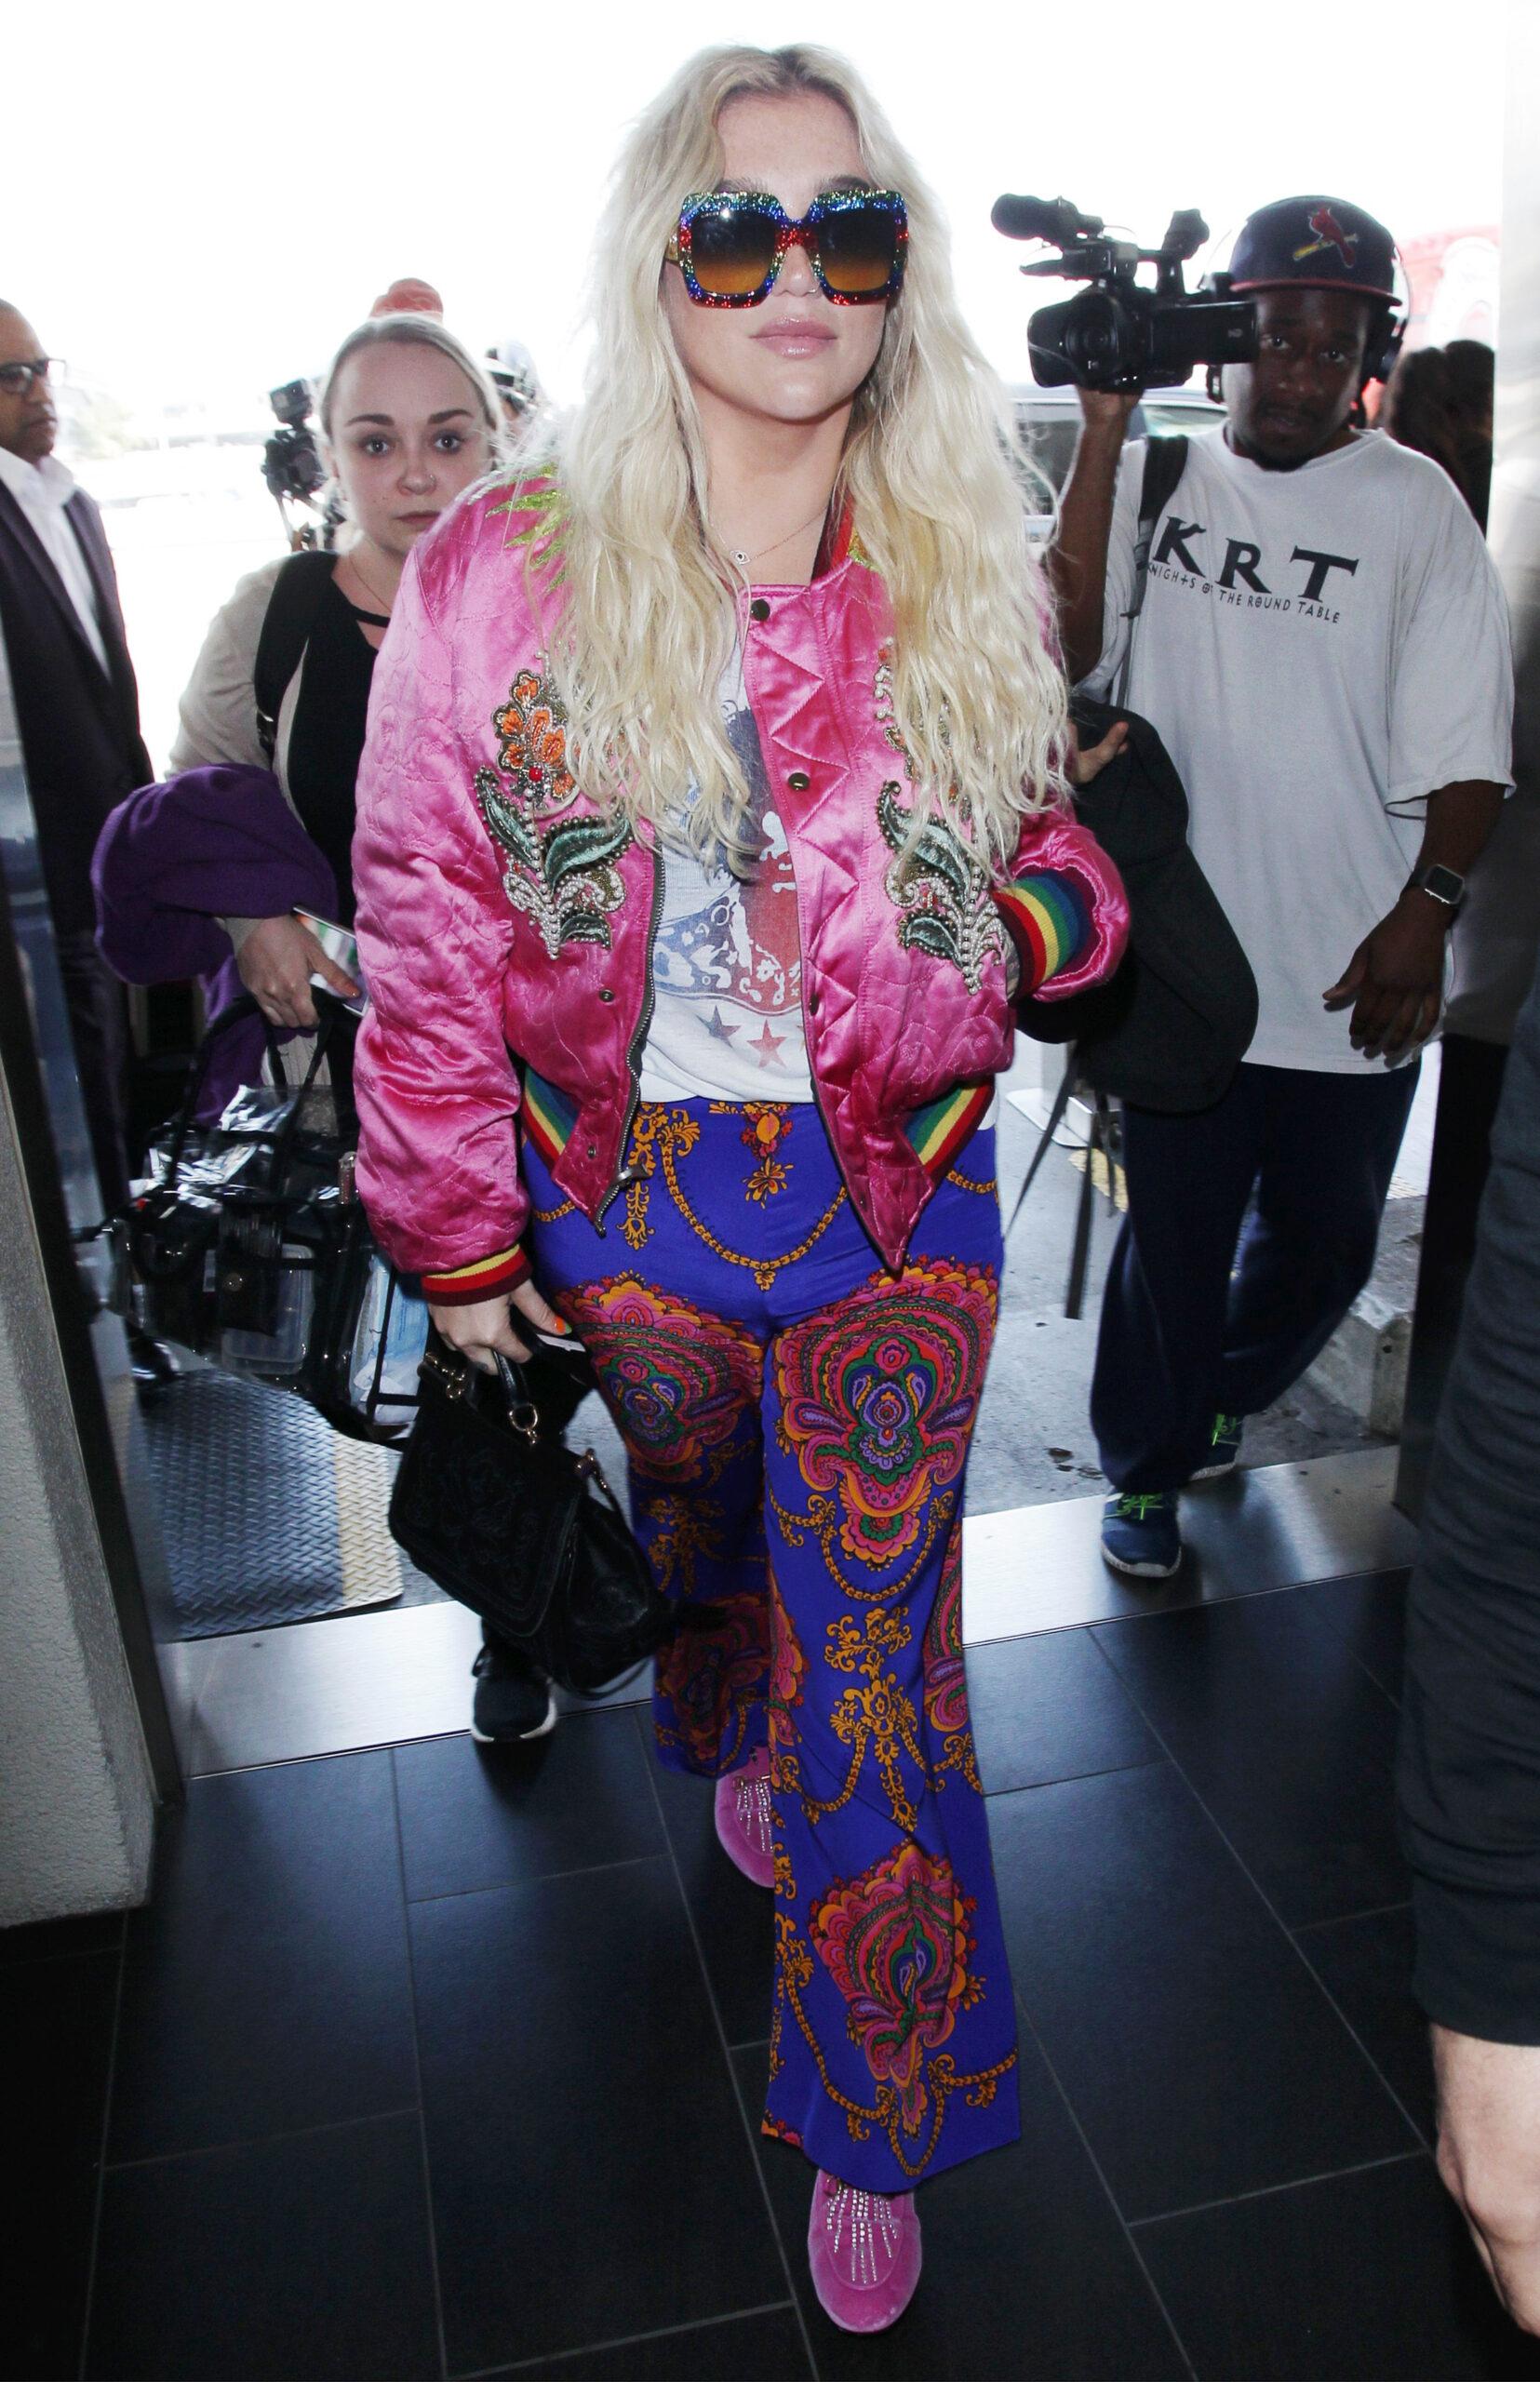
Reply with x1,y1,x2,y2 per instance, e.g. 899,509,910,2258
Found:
1085,426,1513,1072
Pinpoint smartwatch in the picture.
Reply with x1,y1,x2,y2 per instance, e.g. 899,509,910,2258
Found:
1409,863,1466,914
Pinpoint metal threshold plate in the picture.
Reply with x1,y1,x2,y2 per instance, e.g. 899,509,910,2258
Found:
167,1445,1414,1778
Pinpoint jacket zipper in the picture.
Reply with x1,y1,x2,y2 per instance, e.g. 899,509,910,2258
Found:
596,842,664,1233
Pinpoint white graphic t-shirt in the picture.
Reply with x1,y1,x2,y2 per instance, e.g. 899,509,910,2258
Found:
637,654,813,1104
1084,426,1513,1072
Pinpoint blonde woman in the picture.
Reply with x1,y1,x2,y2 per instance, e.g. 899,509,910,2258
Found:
354,45,1128,2332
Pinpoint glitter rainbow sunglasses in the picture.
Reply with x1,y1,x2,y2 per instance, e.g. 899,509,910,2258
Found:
666,187,908,307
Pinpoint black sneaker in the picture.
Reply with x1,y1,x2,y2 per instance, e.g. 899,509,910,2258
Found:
470,1640,557,1743
127,1326,178,1392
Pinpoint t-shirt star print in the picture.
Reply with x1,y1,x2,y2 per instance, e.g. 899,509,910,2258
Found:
637,653,813,1104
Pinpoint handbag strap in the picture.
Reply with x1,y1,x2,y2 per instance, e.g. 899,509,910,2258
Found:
1113,434,1188,712
163,993,282,1184
493,1351,542,1441
254,550,336,764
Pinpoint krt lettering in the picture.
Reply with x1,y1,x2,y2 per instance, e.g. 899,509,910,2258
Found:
1290,544,1359,602
1152,516,1205,576
1219,539,1266,593
1151,516,1359,605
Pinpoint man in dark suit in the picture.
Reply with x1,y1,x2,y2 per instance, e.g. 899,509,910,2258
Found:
0,301,153,1220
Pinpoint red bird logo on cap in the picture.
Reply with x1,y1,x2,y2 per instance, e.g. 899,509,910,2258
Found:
1293,205,1359,269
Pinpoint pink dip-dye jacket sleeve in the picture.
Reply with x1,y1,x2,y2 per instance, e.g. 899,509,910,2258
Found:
352,546,531,1301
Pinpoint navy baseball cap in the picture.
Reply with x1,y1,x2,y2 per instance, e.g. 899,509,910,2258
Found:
1227,196,1398,300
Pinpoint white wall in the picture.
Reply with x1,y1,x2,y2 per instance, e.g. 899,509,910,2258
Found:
0,1071,155,1925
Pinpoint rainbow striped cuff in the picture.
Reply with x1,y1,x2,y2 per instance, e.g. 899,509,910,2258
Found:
995,870,1092,997
904,1080,994,1176
420,1245,531,1306
522,1066,578,1170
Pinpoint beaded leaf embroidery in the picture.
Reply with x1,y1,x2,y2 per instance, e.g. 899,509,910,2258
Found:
877,783,1009,996
476,767,632,957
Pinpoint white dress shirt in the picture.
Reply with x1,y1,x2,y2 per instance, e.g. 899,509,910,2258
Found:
0,444,111,674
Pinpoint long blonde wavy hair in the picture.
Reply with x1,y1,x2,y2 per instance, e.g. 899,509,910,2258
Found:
521,42,1068,868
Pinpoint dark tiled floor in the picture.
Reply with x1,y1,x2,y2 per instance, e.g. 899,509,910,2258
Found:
8,1565,1540,2381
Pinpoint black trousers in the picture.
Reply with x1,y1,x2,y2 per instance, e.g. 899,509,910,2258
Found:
55,930,131,1216
1399,977,1540,2042
1091,1059,1421,1493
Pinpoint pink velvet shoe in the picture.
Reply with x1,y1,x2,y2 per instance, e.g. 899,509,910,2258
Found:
713,1744,774,1888
808,2170,922,2332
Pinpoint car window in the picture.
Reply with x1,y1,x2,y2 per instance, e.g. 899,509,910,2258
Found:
1016,415,1080,495
1141,397,1224,437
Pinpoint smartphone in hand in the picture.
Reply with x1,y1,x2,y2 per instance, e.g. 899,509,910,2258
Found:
294,909,368,1016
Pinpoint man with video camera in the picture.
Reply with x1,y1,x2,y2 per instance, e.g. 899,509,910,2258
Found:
1051,194,1514,1579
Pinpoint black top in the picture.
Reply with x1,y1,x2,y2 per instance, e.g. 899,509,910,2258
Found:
285,570,379,928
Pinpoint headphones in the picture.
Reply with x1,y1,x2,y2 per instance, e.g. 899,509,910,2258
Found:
1203,288,1405,406
1363,297,1406,387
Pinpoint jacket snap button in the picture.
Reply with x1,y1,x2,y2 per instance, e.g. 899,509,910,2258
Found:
597,988,615,1003
807,990,820,1015
749,597,770,622
585,1141,597,1158
787,769,810,792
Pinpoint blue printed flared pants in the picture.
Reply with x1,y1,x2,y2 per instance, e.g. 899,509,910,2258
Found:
524,1100,1020,2192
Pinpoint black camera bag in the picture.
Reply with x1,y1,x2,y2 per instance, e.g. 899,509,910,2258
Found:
1020,436,1258,1112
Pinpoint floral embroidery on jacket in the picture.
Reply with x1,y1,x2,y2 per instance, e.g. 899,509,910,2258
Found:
877,783,1009,996
475,670,632,957
493,670,578,815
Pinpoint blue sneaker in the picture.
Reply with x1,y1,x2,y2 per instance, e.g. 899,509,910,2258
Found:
1101,1492,1183,1578
1191,1412,1244,1483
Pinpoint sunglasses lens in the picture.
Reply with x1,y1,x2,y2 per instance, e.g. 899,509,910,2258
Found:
688,203,779,297
817,203,901,294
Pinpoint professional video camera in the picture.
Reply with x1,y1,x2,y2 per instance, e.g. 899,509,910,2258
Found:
991,196,1257,392
261,379,338,549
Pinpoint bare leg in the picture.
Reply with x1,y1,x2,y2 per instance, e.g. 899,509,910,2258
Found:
1433,2026,1540,2333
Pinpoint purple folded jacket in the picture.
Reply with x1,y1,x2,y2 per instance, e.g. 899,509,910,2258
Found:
92,763,338,1119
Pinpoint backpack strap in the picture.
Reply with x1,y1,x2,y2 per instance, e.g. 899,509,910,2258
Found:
1114,434,1188,710
253,550,337,765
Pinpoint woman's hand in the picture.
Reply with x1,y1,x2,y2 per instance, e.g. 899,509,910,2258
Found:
1068,717,1129,787
235,914,359,1030
427,1278,574,1374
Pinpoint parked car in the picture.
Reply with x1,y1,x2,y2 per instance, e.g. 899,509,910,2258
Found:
1011,382,1224,531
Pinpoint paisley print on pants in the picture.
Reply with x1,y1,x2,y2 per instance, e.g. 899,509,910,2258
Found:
773,1261,998,1568
557,1275,761,1480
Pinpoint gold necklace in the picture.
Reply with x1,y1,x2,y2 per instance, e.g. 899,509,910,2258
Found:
346,546,397,618
727,496,832,573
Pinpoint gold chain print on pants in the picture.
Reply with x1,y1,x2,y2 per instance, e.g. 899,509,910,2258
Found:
810,1607,926,1834
618,1105,847,1289
767,1483,957,1607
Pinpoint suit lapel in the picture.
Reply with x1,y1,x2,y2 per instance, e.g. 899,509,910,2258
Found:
65,491,136,714
0,479,114,690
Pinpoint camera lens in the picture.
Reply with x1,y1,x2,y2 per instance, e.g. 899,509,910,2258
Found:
1064,293,1126,383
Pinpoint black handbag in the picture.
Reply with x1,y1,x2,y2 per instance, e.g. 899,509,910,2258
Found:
114,991,420,1442
388,1338,673,1696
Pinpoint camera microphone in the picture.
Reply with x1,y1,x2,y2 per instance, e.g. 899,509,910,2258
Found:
991,194,1101,246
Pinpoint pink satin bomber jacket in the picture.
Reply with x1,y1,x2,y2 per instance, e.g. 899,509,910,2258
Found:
351,481,1129,1289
